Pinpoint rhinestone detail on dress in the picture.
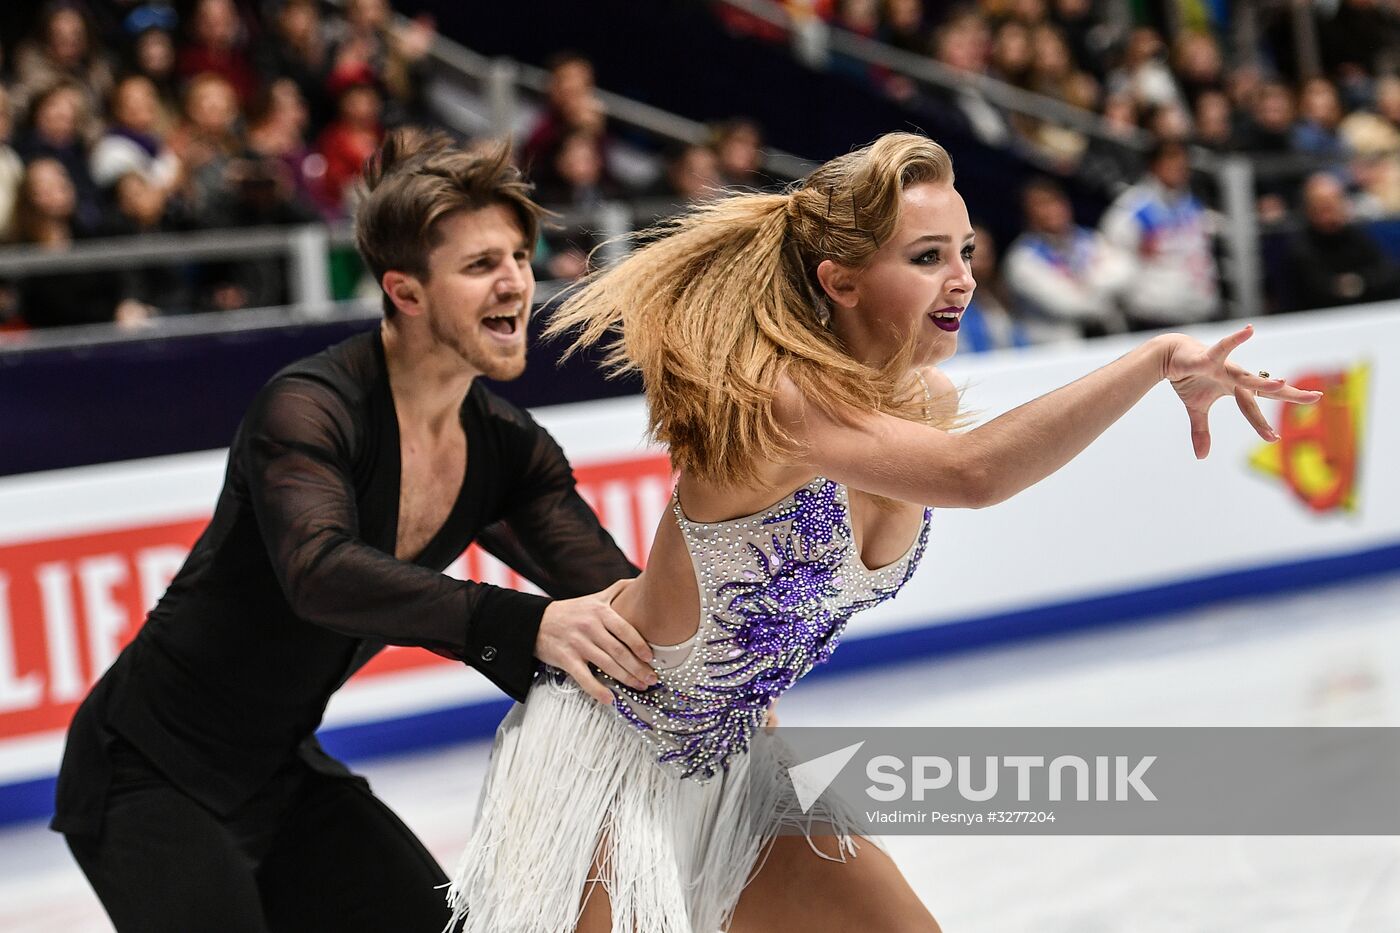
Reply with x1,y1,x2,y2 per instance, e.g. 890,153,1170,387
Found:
542,477,930,782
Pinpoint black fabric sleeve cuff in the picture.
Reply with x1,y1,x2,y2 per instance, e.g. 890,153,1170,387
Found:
468,586,551,703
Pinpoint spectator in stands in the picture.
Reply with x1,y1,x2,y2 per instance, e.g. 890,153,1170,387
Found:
1287,171,1400,311
1075,92,1142,196
1051,0,1104,79
89,75,182,194
178,0,260,108
0,85,24,242
1242,80,1297,153
1241,81,1299,221
533,131,621,282
1099,139,1219,330
167,72,243,216
834,0,880,39
931,11,1012,146
12,1,115,140
126,7,182,117
1106,27,1180,110
882,0,929,54
15,81,104,234
12,158,152,328
957,223,1030,352
1005,0,1049,27
1193,89,1235,150
261,0,335,136
1170,31,1224,110
327,0,435,128
1141,99,1192,143
660,142,724,205
1292,77,1351,166
1004,177,1130,341
989,21,1033,88
712,118,766,188
534,129,617,207
246,78,320,212
1027,23,1076,99
315,69,385,218
1340,76,1400,214
202,154,320,311
108,171,196,313
1017,26,1098,169
522,52,610,184
1372,72,1400,129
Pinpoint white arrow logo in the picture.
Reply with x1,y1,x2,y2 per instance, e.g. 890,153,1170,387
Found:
788,741,866,813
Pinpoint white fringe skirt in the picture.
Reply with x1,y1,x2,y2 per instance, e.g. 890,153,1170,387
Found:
445,676,874,933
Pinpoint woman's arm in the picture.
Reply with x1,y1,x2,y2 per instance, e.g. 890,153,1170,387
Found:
776,326,1321,509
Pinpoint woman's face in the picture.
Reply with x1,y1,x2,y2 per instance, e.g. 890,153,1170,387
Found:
35,88,80,144
47,9,87,67
827,182,976,369
188,79,238,134
137,30,175,78
114,78,159,132
26,159,76,221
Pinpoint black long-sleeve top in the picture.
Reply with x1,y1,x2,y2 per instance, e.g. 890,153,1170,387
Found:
53,330,638,835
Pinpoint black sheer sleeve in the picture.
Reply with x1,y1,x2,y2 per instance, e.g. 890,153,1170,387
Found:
476,406,641,597
240,377,549,701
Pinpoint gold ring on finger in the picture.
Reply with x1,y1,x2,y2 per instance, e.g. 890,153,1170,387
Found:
1258,370,1271,379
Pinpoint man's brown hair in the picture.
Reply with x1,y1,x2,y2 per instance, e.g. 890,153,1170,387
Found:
355,128,545,316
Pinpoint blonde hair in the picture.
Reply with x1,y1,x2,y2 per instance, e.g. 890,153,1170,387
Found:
545,131,960,486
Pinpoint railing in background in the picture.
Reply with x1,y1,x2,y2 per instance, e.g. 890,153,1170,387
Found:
0,197,691,353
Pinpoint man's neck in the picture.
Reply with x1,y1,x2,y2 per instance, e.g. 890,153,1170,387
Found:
380,321,478,436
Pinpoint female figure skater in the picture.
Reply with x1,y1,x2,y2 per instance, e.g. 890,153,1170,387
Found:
447,132,1320,932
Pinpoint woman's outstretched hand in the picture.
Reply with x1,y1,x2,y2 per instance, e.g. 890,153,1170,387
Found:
1160,324,1324,460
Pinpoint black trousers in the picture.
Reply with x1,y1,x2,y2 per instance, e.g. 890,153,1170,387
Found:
65,738,457,933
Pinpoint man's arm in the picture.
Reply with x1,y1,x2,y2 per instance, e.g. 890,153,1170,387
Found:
471,403,656,705
242,377,551,701
475,417,640,596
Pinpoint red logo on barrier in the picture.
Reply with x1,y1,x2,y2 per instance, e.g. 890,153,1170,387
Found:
0,454,671,743
1248,364,1368,514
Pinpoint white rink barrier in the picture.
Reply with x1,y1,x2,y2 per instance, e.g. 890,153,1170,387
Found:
0,304,1394,820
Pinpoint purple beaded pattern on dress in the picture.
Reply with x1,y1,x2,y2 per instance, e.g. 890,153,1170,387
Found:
570,478,931,782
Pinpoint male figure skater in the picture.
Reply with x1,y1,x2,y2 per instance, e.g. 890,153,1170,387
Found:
52,129,655,931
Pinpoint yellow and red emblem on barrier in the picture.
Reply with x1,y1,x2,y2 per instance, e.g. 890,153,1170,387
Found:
1248,363,1369,514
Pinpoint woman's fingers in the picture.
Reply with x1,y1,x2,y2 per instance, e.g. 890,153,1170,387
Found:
1209,323,1254,361
1234,386,1278,441
1188,405,1212,460
1261,385,1326,404
1227,363,1287,394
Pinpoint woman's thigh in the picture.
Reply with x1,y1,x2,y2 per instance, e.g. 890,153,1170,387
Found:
728,835,941,933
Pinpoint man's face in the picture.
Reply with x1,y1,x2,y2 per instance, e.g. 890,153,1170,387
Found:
417,205,535,381
1304,177,1349,234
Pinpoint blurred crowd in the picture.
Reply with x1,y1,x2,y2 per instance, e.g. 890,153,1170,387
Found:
0,1,770,332
5,0,1400,346
0,0,435,328
752,0,1400,216
719,0,1400,345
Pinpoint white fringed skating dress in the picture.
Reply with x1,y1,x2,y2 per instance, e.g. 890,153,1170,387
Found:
446,477,931,932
